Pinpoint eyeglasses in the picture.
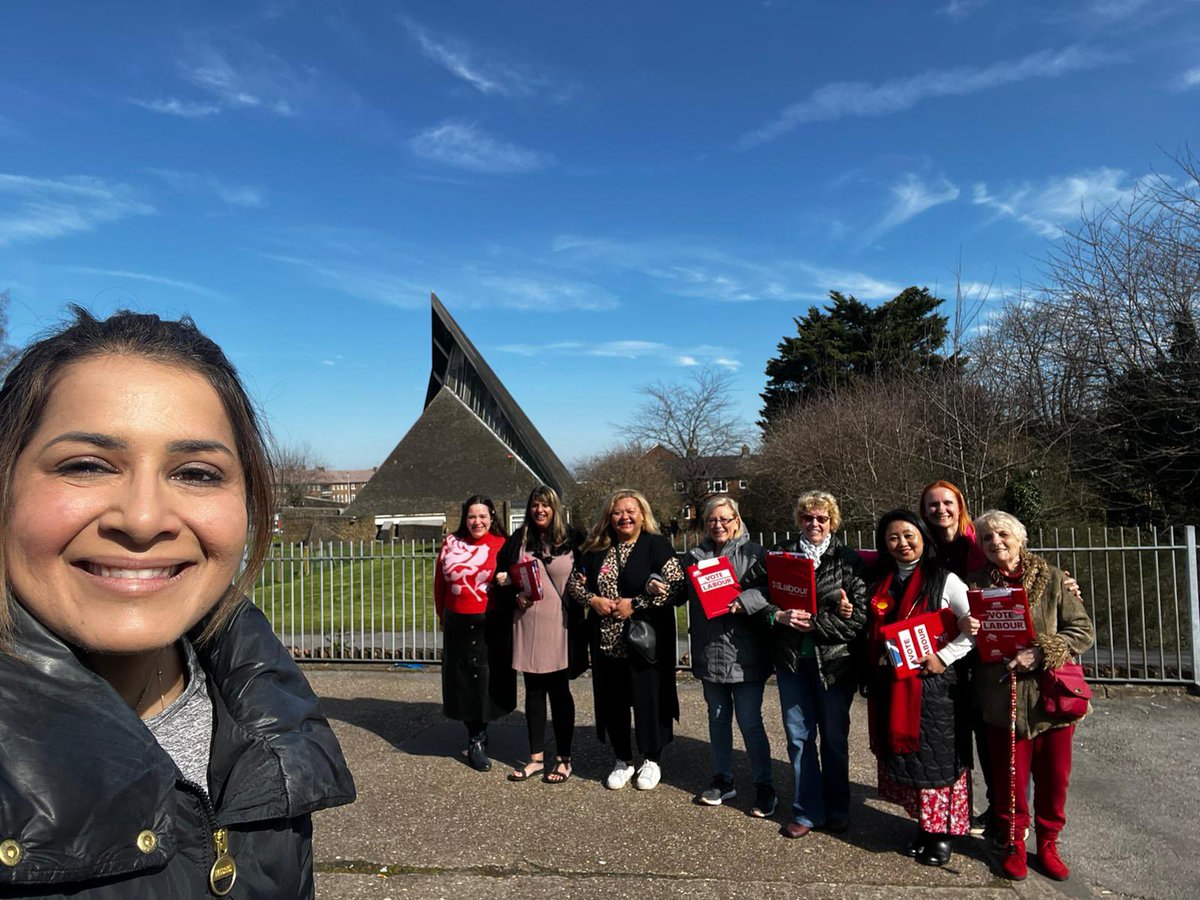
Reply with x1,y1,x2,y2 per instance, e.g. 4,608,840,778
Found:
705,516,736,526
800,514,830,525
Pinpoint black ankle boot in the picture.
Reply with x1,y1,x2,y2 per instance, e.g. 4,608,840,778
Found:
467,736,492,771
904,828,928,858
917,834,953,867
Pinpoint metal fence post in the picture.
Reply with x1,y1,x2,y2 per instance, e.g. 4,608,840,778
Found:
1187,525,1199,689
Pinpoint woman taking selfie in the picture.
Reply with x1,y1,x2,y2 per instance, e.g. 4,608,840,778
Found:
0,309,355,898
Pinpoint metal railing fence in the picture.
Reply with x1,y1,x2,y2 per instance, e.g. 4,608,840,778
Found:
251,525,1200,687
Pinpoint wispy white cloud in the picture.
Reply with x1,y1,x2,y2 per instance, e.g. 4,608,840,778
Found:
262,231,613,312
61,266,228,302
868,173,960,238
409,121,551,174
1175,65,1200,90
739,46,1117,148
498,338,742,370
147,168,266,209
940,0,994,21
551,234,903,302
1088,0,1152,19
129,97,222,118
971,167,1145,237
0,174,153,246
181,44,295,115
131,42,306,119
399,16,563,100
262,253,427,308
476,275,618,310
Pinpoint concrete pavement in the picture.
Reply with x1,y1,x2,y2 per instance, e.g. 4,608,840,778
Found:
307,668,1198,899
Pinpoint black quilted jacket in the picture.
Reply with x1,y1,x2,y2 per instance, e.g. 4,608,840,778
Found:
0,600,356,899
759,534,868,688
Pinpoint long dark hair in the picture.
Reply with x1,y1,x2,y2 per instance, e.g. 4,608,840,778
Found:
0,306,273,653
873,509,946,611
521,485,570,555
453,494,506,540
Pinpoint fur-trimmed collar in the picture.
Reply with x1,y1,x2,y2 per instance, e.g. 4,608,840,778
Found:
987,549,1051,609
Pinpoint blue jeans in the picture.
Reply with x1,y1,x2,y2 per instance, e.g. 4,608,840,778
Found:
776,660,855,827
702,679,773,786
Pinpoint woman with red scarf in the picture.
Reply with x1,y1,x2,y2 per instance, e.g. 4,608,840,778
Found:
434,495,513,772
867,510,974,868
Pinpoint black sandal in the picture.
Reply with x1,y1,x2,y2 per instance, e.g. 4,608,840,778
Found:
507,760,545,782
543,757,572,784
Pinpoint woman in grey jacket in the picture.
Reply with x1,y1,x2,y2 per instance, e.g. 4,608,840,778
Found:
685,496,776,818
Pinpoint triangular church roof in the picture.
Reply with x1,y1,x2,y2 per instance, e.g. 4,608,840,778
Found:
425,292,575,496
345,294,575,522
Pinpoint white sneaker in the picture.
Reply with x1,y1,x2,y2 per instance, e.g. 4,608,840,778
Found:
605,762,636,790
634,759,661,791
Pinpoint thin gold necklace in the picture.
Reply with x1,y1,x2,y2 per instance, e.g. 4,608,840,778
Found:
133,648,167,716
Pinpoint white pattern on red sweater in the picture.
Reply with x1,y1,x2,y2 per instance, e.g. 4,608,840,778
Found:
435,533,504,618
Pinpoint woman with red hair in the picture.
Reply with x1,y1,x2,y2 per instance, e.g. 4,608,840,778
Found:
919,481,987,579
919,481,992,834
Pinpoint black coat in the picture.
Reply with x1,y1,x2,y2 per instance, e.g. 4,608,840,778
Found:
0,600,356,899
760,534,868,688
576,532,680,740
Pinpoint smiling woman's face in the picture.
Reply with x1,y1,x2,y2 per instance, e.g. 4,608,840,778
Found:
3,355,248,655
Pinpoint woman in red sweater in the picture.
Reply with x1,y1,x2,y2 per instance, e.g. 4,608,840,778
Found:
434,495,513,771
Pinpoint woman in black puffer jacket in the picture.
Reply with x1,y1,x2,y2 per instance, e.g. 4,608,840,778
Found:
0,309,354,899
865,510,975,869
759,491,867,840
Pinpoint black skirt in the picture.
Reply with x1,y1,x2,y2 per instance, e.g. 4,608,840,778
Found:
871,660,970,789
441,609,517,723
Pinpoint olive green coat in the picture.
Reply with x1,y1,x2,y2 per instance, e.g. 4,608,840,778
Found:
967,552,1095,740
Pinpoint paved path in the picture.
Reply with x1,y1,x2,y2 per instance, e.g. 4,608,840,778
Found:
307,669,1199,899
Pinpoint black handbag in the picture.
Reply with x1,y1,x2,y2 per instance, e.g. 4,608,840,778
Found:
625,617,657,666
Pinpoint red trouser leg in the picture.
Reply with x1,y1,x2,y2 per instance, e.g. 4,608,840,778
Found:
988,725,1033,842
1031,724,1074,841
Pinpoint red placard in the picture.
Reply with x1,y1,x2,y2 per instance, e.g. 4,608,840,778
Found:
879,608,959,679
509,557,544,603
967,587,1035,663
766,552,817,614
856,548,879,567
687,557,741,619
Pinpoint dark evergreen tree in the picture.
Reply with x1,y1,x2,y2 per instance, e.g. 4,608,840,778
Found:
759,286,949,428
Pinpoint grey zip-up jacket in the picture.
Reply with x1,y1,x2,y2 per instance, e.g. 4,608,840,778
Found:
685,532,772,683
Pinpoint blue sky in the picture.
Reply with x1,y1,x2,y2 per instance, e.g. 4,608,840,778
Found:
2,0,1197,469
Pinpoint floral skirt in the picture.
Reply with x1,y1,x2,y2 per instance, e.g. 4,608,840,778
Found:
877,763,971,835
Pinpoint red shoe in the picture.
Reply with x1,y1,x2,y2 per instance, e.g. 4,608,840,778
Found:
997,842,1027,881
1036,840,1070,881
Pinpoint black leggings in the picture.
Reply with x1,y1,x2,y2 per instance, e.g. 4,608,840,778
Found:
524,669,575,758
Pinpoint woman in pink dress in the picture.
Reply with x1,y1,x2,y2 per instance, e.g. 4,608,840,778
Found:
494,486,584,784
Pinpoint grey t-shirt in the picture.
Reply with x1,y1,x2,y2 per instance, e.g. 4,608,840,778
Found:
145,638,214,794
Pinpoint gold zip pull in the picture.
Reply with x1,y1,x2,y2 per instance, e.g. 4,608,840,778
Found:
209,827,237,896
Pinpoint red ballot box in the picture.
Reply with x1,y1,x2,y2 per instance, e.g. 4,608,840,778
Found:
687,557,741,619
967,587,1034,663
766,552,817,614
510,557,544,603
879,608,959,679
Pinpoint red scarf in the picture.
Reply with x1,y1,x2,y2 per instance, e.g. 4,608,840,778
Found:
867,567,926,755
